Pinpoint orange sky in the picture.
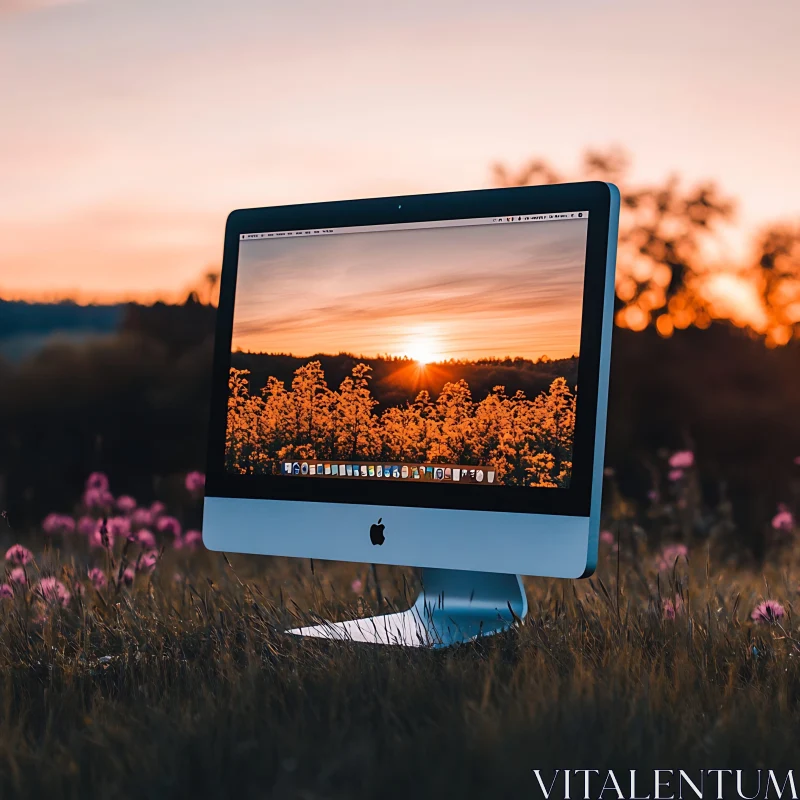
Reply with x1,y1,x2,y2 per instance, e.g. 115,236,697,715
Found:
232,219,587,362
1,0,799,303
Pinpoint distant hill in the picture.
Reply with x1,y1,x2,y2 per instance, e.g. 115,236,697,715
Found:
0,300,126,362
0,298,216,362
231,351,578,409
0,300,126,336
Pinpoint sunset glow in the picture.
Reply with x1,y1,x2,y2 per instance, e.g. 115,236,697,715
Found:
232,218,587,362
699,272,770,332
401,329,444,365
1,1,798,302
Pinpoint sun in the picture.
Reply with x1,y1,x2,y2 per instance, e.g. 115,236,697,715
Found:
403,332,443,365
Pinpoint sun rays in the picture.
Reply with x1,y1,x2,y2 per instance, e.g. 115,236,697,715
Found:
399,327,445,366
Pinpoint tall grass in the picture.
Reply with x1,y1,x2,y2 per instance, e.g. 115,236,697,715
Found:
1,542,800,799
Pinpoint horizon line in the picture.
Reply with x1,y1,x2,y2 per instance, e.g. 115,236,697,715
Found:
232,349,579,364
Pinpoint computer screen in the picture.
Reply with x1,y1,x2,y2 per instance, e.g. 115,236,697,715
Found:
225,211,588,492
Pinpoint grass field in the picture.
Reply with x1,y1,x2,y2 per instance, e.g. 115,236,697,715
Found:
2,521,800,799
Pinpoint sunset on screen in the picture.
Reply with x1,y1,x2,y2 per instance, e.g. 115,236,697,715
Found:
232,219,586,363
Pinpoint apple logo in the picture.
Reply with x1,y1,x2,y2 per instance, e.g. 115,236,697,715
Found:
369,517,386,546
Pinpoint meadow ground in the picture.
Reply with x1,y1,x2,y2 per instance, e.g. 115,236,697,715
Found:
2,530,800,799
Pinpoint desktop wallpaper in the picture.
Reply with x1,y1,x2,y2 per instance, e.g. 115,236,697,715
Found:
226,218,588,487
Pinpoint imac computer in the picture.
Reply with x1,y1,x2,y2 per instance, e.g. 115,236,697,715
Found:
203,182,620,646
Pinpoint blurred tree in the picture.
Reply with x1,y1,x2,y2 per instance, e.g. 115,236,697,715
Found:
491,147,800,345
203,270,220,306
751,224,800,345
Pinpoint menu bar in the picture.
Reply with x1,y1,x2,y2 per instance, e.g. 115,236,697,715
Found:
240,211,589,241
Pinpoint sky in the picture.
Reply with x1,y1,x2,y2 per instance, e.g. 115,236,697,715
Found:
233,218,587,362
1,0,799,303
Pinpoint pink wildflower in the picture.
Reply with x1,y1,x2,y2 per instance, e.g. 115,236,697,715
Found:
351,578,363,593
185,471,206,494
751,600,785,624
662,594,684,619
138,550,159,573
35,577,71,607
107,516,131,540
121,567,136,587
182,530,202,550
772,506,794,533
88,568,107,590
42,513,75,535
131,507,153,528
5,544,33,566
9,567,26,585
150,501,166,519
84,487,114,510
88,519,114,550
136,529,157,549
657,543,688,571
794,456,800,466
669,451,694,469
599,530,615,545
647,489,659,503
0,584,13,600
73,582,85,597
86,472,109,492
157,516,181,538
668,469,684,482
116,495,137,514
78,515,97,537
173,572,184,583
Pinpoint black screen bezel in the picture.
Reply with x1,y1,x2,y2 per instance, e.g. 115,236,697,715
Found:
206,181,613,517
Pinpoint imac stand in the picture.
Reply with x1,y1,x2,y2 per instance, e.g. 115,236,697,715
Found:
286,568,528,648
